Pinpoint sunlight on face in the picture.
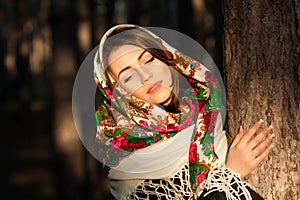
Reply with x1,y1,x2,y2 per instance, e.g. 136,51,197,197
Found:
108,45,173,105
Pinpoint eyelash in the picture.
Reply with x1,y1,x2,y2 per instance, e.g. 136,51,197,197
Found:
145,56,154,64
122,56,154,83
124,74,132,83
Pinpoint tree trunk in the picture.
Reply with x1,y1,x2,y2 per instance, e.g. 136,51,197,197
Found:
223,0,300,200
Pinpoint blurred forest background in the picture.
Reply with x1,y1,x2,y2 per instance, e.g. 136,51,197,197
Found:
1,0,300,199
0,0,222,199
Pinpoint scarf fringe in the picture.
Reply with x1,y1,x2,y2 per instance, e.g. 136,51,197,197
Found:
201,165,252,200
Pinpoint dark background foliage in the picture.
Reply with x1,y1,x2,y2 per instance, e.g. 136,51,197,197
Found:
0,0,222,199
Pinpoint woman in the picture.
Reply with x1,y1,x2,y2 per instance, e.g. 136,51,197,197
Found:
94,24,274,199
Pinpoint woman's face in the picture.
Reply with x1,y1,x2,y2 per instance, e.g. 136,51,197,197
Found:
108,45,173,105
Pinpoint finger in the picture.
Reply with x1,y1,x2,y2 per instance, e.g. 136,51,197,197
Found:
251,130,275,157
248,126,273,150
253,144,273,167
231,126,244,147
242,119,264,144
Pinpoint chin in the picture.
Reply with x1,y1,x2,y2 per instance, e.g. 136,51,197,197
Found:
151,92,172,105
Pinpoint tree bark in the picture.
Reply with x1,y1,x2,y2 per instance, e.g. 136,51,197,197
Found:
223,0,300,200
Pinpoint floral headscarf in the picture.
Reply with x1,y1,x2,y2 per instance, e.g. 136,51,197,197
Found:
94,24,225,193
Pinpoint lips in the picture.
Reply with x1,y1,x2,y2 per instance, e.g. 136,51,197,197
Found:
147,81,163,94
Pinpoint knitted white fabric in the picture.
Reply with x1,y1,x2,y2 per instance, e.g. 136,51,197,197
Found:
201,165,252,200
123,163,252,200
124,163,194,200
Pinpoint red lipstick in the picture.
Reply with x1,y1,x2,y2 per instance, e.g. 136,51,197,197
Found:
147,81,162,94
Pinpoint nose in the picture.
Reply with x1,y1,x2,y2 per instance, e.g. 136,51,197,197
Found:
136,67,153,83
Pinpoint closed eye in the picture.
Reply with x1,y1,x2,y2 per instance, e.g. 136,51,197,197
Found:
121,70,137,84
124,74,132,83
145,56,154,64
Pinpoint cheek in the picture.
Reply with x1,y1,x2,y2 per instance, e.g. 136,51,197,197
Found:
151,65,172,82
161,69,173,88
132,86,148,99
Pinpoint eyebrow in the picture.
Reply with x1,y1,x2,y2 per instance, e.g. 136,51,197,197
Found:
117,66,131,79
117,50,147,79
138,50,147,60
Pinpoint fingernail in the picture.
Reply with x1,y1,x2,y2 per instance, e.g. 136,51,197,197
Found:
269,125,273,129
270,133,275,139
271,143,274,148
238,125,242,134
259,119,264,123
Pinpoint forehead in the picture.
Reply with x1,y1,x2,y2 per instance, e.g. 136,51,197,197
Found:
108,45,144,67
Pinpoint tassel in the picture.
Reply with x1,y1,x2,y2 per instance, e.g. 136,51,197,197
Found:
200,165,252,200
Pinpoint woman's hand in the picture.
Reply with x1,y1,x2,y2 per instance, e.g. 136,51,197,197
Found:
225,119,275,178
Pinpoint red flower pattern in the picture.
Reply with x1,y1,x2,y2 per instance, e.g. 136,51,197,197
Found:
203,109,219,131
197,100,206,113
203,108,218,132
189,142,198,165
111,135,126,149
196,171,207,184
103,87,114,100
203,111,212,131
135,140,146,149
139,120,148,127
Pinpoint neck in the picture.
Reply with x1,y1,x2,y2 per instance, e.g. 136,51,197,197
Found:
160,92,180,113
161,94,173,106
